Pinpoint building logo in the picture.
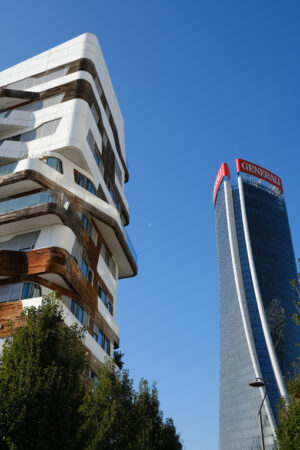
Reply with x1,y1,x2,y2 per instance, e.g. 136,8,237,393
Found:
213,162,231,204
236,159,283,191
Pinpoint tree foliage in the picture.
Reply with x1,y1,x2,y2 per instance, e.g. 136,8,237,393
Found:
78,361,183,450
0,293,86,450
277,265,300,449
0,293,182,450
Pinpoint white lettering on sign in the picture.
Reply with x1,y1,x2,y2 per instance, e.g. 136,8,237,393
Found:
237,159,283,191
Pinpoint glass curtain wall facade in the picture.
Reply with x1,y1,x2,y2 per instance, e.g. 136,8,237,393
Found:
214,160,299,450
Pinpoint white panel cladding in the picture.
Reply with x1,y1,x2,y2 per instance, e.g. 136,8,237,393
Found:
238,176,289,401
0,33,125,159
21,297,108,365
97,297,120,338
0,97,128,214
97,251,118,298
0,225,76,255
35,224,76,253
224,181,277,439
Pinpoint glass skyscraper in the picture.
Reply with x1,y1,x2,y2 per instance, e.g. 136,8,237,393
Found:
214,159,299,449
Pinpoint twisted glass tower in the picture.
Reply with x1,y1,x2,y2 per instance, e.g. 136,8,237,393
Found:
214,159,299,449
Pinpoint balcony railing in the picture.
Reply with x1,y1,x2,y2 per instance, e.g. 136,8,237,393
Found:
0,190,69,216
0,161,18,177
0,111,12,119
121,224,137,264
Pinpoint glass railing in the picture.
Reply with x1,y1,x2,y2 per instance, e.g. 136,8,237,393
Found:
0,162,18,177
121,224,137,264
0,111,12,119
0,190,69,216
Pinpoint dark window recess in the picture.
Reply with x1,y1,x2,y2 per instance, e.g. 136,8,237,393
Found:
74,170,96,195
115,160,122,186
70,299,89,327
21,283,41,299
87,130,104,175
102,245,116,279
80,258,93,284
107,179,119,210
93,322,110,356
45,157,63,174
89,369,98,386
97,282,113,315
81,214,92,237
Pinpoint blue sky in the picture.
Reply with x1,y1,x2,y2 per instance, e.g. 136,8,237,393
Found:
1,1,300,448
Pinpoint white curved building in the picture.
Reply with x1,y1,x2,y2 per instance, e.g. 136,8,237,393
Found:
0,33,137,376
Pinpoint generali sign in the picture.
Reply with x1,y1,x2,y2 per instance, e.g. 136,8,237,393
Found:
213,162,231,204
236,159,283,192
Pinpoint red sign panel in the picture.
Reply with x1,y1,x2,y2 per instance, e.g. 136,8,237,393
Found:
213,163,231,204
236,159,283,192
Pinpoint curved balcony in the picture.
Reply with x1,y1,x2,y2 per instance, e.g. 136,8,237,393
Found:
0,109,34,136
0,158,137,277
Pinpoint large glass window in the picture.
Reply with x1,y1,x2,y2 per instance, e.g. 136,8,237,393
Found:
74,171,96,195
21,283,41,299
102,245,116,279
71,299,83,323
81,214,92,237
80,258,93,285
45,157,63,174
115,160,123,186
87,130,104,176
97,282,113,315
70,299,89,327
93,322,110,356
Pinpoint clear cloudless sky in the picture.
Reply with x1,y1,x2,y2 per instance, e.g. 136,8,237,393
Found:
1,1,300,448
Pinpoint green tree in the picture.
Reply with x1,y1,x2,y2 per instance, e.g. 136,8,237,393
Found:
277,266,300,449
0,293,86,450
78,361,183,450
0,293,182,449
277,374,300,449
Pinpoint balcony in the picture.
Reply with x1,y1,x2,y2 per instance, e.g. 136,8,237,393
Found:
0,87,39,109
0,109,34,136
0,158,137,278
121,224,137,264
0,190,69,216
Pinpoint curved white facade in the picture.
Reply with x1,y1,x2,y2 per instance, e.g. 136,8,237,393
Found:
0,33,137,373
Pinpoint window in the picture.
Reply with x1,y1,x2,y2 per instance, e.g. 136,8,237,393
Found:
102,131,107,148
0,231,40,252
107,179,119,210
45,157,63,174
91,104,99,125
73,300,88,326
71,299,83,323
70,299,89,327
81,214,92,237
21,283,41,299
115,160,123,186
94,76,103,99
102,245,116,279
97,282,113,315
6,66,69,90
105,105,110,120
80,258,93,284
9,119,61,143
87,130,104,176
74,171,96,195
93,323,110,356
19,94,64,112
81,214,97,245
0,282,41,302
89,369,98,386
